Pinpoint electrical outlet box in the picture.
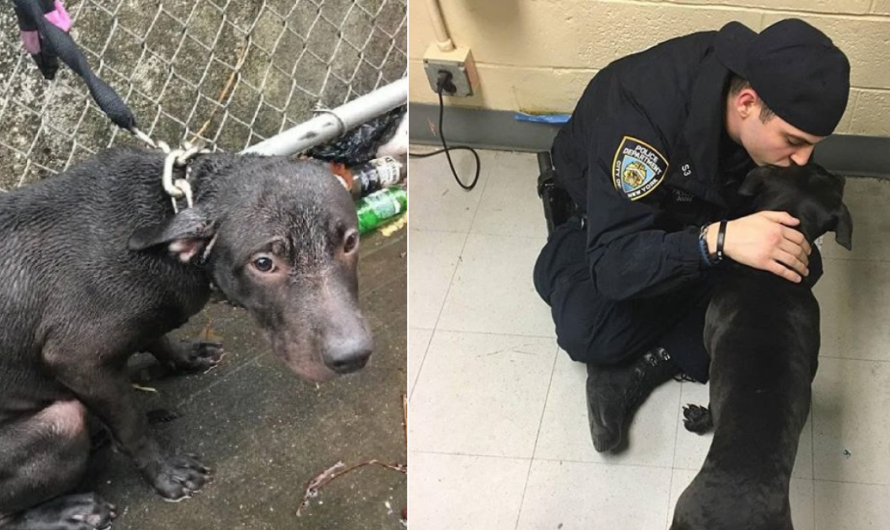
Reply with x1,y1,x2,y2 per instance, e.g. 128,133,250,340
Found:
423,45,478,97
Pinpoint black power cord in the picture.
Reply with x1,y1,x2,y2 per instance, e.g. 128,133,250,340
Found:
408,70,481,191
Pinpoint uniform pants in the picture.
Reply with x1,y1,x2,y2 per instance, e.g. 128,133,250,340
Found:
533,218,712,382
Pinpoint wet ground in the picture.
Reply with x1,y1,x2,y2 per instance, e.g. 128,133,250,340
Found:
82,227,407,530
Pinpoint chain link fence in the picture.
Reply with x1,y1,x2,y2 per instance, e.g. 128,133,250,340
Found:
0,0,407,191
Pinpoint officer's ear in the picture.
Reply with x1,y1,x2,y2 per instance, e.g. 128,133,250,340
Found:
738,168,767,197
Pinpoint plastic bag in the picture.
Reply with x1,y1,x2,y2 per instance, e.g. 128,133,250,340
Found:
306,105,407,165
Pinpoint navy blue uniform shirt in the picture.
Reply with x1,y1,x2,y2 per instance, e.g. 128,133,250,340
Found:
553,31,760,301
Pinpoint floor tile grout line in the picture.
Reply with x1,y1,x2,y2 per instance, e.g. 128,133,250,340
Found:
431,327,556,340
530,344,561,462
818,354,890,363
812,474,817,530
407,451,885,491
461,150,497,234
409,227,474,236
537,456,675,472
412,226,547,242
666,382,686,529
810,407,817,526
408,230,472,403
812,477,890,487
411,449,533,463
512,460,535,530
412,448,684,472
514,343,561,530
670,383,686,470
407,330,434,398
470,229,550,241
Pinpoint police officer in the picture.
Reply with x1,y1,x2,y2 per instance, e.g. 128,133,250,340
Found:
533,19,850,453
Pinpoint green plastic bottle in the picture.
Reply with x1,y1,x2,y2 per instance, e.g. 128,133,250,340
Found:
356,185,407,234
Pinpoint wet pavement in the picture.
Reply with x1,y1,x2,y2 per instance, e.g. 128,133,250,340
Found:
83,227,407,530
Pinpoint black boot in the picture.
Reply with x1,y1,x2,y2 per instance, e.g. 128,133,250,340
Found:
586,347,679,452
537,151,575,234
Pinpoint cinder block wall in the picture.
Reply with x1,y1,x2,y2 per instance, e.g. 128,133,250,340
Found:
408,0,890,136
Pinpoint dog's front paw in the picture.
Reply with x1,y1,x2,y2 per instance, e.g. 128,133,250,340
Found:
13,492,117,530
683,404,713,434
171,341,225,372
145,453,212,501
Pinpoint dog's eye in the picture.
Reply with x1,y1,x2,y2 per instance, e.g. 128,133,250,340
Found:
253,256,275,272
344,231,359,254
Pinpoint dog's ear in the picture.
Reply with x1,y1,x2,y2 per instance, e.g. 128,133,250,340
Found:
738,169,765,197
832,202,853,251
128,207,216,263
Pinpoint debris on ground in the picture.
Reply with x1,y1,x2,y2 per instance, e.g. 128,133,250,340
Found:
296,460,407,516
295,394,409,520
380,212,408,237
199,316,223,342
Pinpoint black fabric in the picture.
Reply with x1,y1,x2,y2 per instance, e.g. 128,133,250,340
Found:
534,219,712,382
11,0,137,130
715,19,850,137
11,0,54,31
552,31,739,302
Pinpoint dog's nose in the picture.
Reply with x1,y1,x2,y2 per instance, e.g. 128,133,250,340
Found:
324,337,373,374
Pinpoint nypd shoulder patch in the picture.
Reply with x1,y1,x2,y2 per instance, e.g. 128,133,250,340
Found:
611,136,670,201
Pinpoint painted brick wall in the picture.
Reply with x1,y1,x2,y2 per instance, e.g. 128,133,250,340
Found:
409,0,890,136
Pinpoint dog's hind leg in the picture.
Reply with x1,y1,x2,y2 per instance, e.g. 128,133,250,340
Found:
0,401,116,530
682,404,713,433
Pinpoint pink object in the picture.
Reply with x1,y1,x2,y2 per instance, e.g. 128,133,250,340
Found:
45,0,72,33
19,0,72,54
20,30,40,54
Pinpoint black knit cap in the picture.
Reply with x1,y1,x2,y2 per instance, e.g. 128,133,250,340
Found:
716,19,851,137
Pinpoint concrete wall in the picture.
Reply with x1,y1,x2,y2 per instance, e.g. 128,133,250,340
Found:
408,0,890,136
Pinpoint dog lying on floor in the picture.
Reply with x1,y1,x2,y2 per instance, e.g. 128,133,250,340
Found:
670,163,853,530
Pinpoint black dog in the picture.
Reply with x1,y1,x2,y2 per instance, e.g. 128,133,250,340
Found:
0,147,372,529
670,164,853,530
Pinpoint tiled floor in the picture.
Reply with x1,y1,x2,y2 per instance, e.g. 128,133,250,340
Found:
408,148,890,530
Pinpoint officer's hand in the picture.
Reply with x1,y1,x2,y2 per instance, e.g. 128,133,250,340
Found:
707,211,812,283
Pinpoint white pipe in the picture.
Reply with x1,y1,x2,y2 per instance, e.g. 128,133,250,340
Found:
242,78,408,157
425,0,455,52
